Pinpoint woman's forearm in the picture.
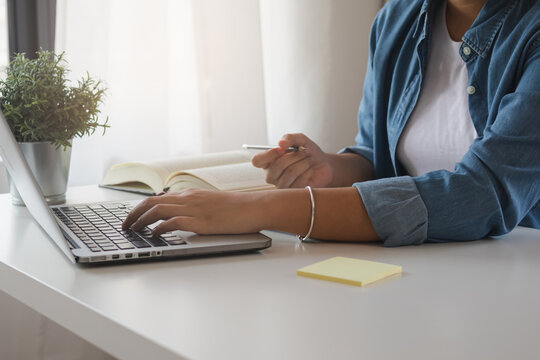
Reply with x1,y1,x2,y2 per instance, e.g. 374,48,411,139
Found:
255,187,380,242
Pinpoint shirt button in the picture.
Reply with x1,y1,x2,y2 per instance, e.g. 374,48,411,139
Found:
463,46,472,56
467,85,476,95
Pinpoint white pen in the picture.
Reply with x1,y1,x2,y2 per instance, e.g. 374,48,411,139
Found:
242,144,303,152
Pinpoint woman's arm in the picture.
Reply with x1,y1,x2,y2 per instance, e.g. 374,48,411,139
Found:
122,187,380,242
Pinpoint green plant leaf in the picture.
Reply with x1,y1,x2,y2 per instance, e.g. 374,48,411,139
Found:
0,50,109,147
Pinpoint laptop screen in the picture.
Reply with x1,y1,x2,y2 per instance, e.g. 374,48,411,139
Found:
0,110,76,263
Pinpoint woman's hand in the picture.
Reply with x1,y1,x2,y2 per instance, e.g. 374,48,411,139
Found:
251,133,334,188
122,189,264,236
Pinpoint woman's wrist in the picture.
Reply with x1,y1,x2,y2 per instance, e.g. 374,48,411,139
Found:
327,153,374,187
254,189,311,235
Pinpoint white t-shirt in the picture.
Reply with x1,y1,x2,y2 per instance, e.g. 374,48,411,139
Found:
396,2,478,177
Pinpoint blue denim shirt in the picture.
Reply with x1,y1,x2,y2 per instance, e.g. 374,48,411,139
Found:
343,0,540,246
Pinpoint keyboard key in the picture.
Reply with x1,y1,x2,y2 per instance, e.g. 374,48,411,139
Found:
166,239,187,246
117,243,135,250
130,240,151,248
161,233,181,238
145,236,168,247
102,203,120,209
111,240,129,246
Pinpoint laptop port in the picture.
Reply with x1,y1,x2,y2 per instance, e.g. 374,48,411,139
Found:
112,254,119,260
139,252,150,257
125,253,133,258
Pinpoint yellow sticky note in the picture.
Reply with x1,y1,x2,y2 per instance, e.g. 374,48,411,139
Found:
297,257,402,287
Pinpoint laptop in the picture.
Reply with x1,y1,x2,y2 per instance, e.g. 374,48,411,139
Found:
0,110,271,264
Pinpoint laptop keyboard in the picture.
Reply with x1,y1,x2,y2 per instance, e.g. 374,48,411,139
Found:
52,203,186,252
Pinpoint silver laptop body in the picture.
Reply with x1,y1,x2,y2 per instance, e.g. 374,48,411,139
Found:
0,110,271,264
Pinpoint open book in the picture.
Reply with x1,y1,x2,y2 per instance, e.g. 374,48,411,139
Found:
100,151,274,195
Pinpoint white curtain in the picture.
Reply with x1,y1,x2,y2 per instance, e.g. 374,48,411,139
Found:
55,0,205,186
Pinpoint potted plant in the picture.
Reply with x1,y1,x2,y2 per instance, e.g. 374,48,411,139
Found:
0,50,108,205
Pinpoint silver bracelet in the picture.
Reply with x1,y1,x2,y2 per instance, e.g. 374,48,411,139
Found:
297,186,315,242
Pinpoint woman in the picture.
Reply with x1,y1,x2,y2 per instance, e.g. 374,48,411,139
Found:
123,0,540,247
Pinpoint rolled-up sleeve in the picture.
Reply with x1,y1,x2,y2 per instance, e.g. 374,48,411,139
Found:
354,176,428,247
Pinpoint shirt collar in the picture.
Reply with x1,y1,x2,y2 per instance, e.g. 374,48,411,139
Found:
462,0,517,57
413,0,517,57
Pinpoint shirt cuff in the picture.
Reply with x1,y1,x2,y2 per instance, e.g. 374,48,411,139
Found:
338,145,374,165
353,176,428,247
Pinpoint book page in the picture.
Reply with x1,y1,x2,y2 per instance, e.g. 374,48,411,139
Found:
101,162,168,194
152,151,253,184
167,162,274,192
102,150,253,194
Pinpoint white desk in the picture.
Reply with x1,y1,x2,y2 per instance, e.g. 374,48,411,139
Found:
1,186,540,360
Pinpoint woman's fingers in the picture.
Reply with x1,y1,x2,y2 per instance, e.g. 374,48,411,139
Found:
130,203,188,231
251,133,325,189
279,133,311,149
265,151,311,185
290,168,314,188
276,156,313,188
122,192,189,229
251,147,284,169
152,216,198,236
123,196,162,229
252,133,313,170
